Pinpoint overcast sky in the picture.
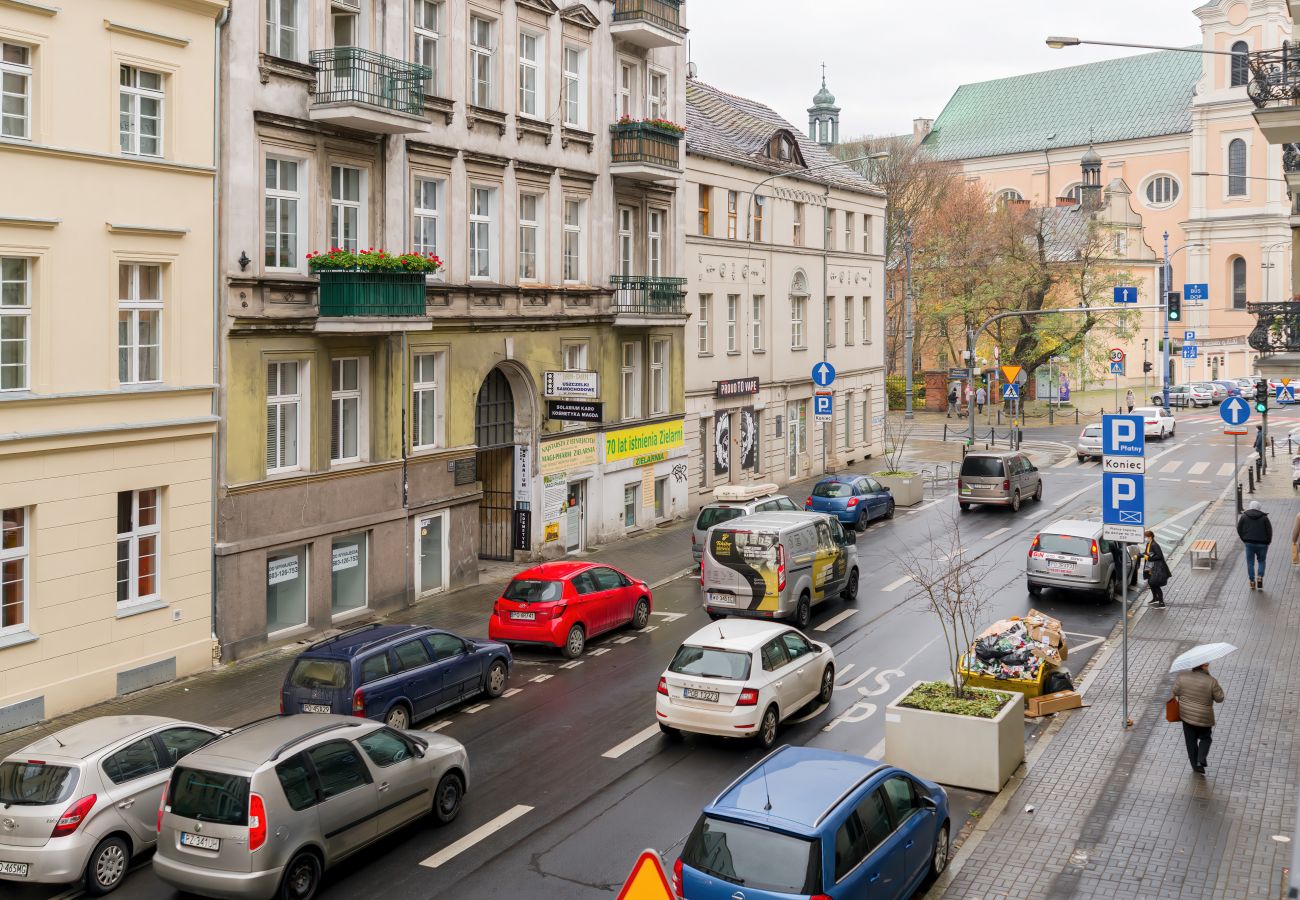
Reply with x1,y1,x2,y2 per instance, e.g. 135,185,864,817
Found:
687,1,1205,138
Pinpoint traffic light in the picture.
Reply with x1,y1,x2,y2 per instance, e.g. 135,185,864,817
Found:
1255,379,1269,413
1167,291,1182,322
1142,360,1153,373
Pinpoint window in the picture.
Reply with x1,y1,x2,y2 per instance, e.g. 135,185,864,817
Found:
697,186,711,236
470,16,494,108
1,257,30,391
412,351,443,449
862,214,872,253
1,508,28,633
618,206,634,278
393,638,431,672
413,176,441,261
266,0,302,60
862,393,870,442
648,210,663,278
843,396,853,447
330,165,364,253
791,296,805,348
331,4,357,46
103,737,161,784
647,70,666,120
117,264,162,384
1231,40,1249,88
266,361,302,473
861,296,871,344
792,202,804,246
760,639,788,672
843,297,854,346
621,341,641,420
563,342,588,371
697,294,711,354
751,296,764,350
1114,230,1128,256
360,651,390,684
276,754,316,811
265,156,302,270
996,189,1023,207
116,489,160,606
752,195,764,242
844,212,854,251
413,1,441,93
651,338,668,415
726,190,738,239
726,294,738,352
358,729,417,768
827,209,838,250
697,421,709,487
1228,138,1247,196
514,192,539,281
654,476,667,519
1232,256,1247,310
623,483,638,528
469,185,495,279
1,43,31,139
617,61,634,118
330,358,362,464
119,65,163,156
833,789,894,882
266,545,307,632
1145,175,1179,206
824,297,834,348
155,727,215,766
563,46,585,128
563,198,584,282
881,776,921,825
518,31,541,117
307,741,371,800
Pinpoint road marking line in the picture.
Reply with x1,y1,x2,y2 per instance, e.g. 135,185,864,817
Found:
649,568,693,589
588,647,610,656
905,498,947,515
501,688,522,698
530,674,553,683
1188,461,1209,475
835,663,856,682
1218,463,1235,477
1062,632,1106,654
983,527,1010,540
881,575,912,592
1160,460,1182,473
464,703,489,714
651,611,686,622
613,635,637,644
560,660,583,669
1190,480,1211,484
419,805,534,869
866,738,886,760
1024,507,1053,521
642,625,659,632
424,721,453,732
601,724,663,760
815,609,859,631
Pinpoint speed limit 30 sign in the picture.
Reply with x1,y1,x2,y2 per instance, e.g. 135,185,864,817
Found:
1108,348,1126,363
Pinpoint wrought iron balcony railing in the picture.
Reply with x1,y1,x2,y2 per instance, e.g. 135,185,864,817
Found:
1246,301,1300,354
310,47,430,115
612,0,685,33
610,275,688,314
1247,44,1300,109
610,121,683,169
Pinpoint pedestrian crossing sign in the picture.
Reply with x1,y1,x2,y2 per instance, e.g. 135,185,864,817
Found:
1002,383,1019,400
616,850,675,900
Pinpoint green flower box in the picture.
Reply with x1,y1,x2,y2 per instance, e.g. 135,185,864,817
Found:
317,270,427,317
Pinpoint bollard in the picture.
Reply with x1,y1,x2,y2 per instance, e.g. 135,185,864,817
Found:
1236,482,1243,515
1248,467,1255,493
1049,405,1054,426
1270,436,1275,458
997,409,1002,426
943,423,947,442
1075,408,1080,425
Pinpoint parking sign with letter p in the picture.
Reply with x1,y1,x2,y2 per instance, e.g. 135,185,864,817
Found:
1101,414,1145,457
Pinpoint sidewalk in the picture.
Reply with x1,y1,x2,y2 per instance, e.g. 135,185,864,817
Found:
936,475,1300,899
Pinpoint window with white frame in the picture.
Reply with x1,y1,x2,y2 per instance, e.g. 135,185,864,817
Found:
411,351,444,449
654,476,667,519
862,214,871,253
698,294,711,354
518,30,542,117
563,198,585,283
265,156,303,270
470,16,495,108
648,210,663,278
118,263,162,384
618,206,634,277
266,0,302,60
843,396,853,448
726,190,738,239
647,70,666,121
791,296,805,348
1,257,30,391
1144,175,1179,207
331,4,358,47
617,61,635,119
650,338,668,415
824,297,834,348
563,46,586,128
0,507,27,632
563,342,588,370
330,165,365,253
116,489,160,606
266,360,303,473
330,357,363,464
469,185,496,279
861,296,871,344
726,294,738,353
623,482,638,528
843,296,854,346
792,202,804,246
844,213,853,252
1227,138,1247,197
119,65,163,157
862,393,871,442
519,192,541,281
1,43,32,140
752,195,764,242
621,341,641,420
413,175,441,261
413,0,441,95
751,295,764,351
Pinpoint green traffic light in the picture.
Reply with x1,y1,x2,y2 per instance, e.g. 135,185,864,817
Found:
1256,402,1268,413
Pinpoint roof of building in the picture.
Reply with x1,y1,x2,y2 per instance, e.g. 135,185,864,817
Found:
922,50,1202,161
1037,205,1092,263
686,79,882,196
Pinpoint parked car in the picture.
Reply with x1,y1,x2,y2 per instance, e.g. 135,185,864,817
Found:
154,715,467,900
489,562,651,658
804,474,895,531
1076,424,1103,461
1212,379,1242,398
1026,519,1141,601
692,484,800,564
280,624,512,731
0,716,221,895
1194,381,1227,403
957,450,1042,513
1132,405,1175,440
674,746,950,900
657,620,834,749
702,512,858,628
1151,384,1212,407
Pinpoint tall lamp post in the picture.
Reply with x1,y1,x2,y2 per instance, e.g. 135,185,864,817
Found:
1160,235,1203,410
902,225,915,419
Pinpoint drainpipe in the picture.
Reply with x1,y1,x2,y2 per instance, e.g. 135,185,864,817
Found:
822,182,830,476
209,4,230,659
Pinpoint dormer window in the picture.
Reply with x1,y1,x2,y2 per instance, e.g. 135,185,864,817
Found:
766,130,805,166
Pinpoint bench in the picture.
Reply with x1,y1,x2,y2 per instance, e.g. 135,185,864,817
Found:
1189,539,1217,571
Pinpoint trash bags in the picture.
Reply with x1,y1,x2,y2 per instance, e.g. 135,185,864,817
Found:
962,610,1071,682
1044,669,1075,694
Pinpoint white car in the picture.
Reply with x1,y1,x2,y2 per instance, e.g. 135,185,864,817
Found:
1076,424,1103,461
1132,405,1175,440
656,619,835,749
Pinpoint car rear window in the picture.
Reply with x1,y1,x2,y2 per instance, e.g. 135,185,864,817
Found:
960,456,1004,477
695,506,746,531
168,767,250,826
669,646,752,681
1133,407,1160,418
288,659,349,690
812,481,852,498
1082,426,1101,437
503,579,564,603
682,814,820,894
0,761,79,806
1037,534,1094,556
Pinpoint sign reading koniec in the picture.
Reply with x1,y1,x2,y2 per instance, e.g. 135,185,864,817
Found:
715,377,760,398
604,420,685,464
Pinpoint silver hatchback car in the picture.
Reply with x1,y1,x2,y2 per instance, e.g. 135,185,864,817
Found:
153,714,468,900
1076,424,1103,462
691,484,799,563
1026,519,1140,601
0,715,221,894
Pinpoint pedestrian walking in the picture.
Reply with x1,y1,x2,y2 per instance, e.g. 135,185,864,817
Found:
1292,511,1300,567
975,386,986,415
1172,663,1224,774
1142,529,1170,608
1254,425,1264,457
947,386,958,418
1236,499,1274,589
1125,388,1135,413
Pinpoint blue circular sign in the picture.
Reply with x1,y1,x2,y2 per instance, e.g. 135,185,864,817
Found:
1218,397,1250,426
811,362,837,387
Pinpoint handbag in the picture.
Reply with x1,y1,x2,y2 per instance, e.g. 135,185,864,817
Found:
1165,696,1181,723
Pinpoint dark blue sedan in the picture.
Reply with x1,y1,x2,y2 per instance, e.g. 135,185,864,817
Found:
805,475,894,532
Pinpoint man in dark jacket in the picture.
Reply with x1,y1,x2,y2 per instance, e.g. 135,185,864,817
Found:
1236,500,1274,590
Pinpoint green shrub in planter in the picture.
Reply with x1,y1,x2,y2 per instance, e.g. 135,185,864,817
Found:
896,680,1011,719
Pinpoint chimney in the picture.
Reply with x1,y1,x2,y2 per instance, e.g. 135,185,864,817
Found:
1007,198,1031,211
912,117,933,145
1056,196,1079,208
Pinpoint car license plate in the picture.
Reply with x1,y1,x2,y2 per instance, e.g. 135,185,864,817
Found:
0,861,28,877
683,688,720,702
180,832,220,851
510,611,536,621
707,592,734,606
1047,562,1075,573
301,703,332,714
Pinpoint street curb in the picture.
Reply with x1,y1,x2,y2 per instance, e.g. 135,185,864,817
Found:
649,568,693,590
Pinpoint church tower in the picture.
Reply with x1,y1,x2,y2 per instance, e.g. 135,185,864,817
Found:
808,66,840,147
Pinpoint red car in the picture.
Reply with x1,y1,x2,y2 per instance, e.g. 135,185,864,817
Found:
488,562,653,658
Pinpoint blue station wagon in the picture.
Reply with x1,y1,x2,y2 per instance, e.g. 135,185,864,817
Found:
280,623,513,730
805,475,895,532
676,746,949,900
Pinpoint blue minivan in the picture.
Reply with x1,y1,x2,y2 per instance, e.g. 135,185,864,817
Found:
675,746,949,900
805,475,895,532
280,623,512,730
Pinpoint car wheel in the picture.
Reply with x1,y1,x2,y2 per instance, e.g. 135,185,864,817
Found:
1077,455,1086,463
855,510,869,533
818,665,835,705
930,822,950,879
706,610,724,621
1010,490,1021,513
1027,582,1042,596
484,660,508,698
277,850,321,900
85,835,130,896
1034,481,1043,502
841,568,859,602
794,593,811,630
959,502,970,513
632,597,651,630
1158,428,1166,440
756,705,779,750
885,500,895,520
433,772,464,825
1104,573,1118,603
659,722,682,741
562,624,586,659
384,704,410,730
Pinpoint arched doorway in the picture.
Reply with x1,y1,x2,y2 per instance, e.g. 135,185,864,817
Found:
476,368,515,560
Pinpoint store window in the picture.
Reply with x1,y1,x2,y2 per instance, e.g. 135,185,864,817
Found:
623,483,638,528
331,534,367,616
267,545,307,633
654,477,667,519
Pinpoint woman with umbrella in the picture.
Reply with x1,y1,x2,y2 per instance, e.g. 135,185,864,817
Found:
1171,644,1231,775
1142,529,1171,609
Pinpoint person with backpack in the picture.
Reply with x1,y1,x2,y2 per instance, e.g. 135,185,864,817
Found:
1236,500,1274,590
947,386,958,418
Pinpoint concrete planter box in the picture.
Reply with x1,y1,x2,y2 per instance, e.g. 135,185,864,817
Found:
873,473,924,507
884,680,1024,792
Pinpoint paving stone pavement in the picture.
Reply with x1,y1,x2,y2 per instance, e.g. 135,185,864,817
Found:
940,482,1300,900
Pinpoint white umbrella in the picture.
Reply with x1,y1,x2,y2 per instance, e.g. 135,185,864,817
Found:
1169,642,1237,673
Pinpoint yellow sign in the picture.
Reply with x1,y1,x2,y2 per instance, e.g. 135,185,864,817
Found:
604,419,684,464
1284,378,1292,387
540,434,599,475
1000,365,1022,383
544,522,560,542
616,850,675,900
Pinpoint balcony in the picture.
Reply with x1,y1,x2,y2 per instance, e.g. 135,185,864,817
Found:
610,0,686,48
315,271,431,333
1285,144,1300,195
309,48,430,134
610,275,688,326
1247,45,1300,144
609,121,683,183
1247,302,1300,355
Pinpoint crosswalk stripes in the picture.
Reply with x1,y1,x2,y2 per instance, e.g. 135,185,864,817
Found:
1218,462,1235,477
1188,461,1209,476
1159,460,1182,473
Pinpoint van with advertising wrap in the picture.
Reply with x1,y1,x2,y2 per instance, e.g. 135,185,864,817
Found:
701,512,859,630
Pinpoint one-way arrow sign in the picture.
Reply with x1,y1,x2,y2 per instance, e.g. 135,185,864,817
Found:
811,362,837,388
1219,396,1250,426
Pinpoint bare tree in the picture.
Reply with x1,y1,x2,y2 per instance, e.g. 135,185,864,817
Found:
879,415,915,475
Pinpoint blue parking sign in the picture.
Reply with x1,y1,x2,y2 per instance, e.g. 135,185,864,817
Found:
1102,472,1145,528
813,392,834,417
1101,414,1145,457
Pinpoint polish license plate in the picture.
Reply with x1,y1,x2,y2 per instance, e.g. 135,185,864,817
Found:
0,861,29,877
707,592,734,606
683,688,720,702
510,611,536,620
180,832,220,851
301,703,332,714
1047,563,1075,573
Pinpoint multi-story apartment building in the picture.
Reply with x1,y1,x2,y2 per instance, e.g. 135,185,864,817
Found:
0,0,227,732
216,0,688,658
684,77,887,503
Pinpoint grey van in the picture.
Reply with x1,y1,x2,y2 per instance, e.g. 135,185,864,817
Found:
691,485,800,564
153,715,467,900
958,450,1042,512
701,511,859,630
1027,519,1140,601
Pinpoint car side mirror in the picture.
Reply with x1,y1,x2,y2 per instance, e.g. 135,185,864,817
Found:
919,794,938,809
412,743,426,758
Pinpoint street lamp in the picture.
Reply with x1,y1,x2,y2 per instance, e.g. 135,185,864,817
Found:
1046,36,1238,56
1263,240,1290,303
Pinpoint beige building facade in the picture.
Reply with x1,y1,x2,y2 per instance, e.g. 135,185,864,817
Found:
0,0,227,733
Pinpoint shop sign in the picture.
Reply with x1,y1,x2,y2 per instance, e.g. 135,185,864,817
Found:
548,400,603,422
543,473,568,520
267,555,298,586
512,509,532,552
605,419,685,464
540,433,600,475
331,544,359,572
633,452,667,466
544,522,560,542
514,444,532,504
715,377,760,399
543,370,600,399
